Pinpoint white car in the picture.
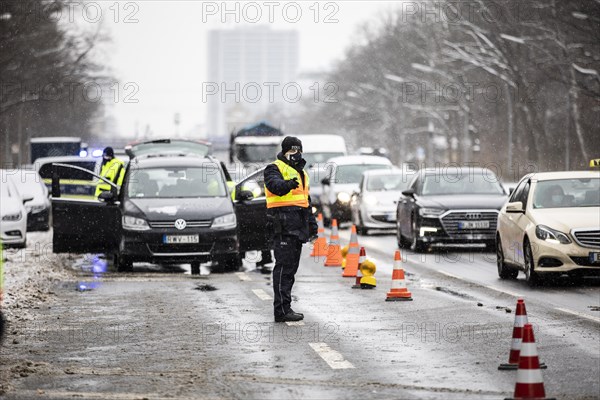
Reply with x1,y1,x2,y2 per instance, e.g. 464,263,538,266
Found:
350,168,417,235
496,171,600,284
1,170,30,248
10,169,51,231
319,155,393,225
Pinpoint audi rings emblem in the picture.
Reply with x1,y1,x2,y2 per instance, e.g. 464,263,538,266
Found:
465,213,482,220
174,219,187,230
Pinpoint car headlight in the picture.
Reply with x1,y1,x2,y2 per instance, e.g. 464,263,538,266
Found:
419,208,445,218
364,195,378,206
30,205,46,214
122,215,150,231
212,213,237,229
337,192,351,203
2,212,22,221
535,225,571,244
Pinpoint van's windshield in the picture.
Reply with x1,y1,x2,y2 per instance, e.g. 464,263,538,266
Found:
127,166,227,198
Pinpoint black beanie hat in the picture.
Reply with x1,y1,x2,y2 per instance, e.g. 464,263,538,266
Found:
281,136,302,154
103,146,115,157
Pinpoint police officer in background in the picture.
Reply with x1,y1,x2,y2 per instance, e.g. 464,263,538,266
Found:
95,146,125,198
264,136,318,322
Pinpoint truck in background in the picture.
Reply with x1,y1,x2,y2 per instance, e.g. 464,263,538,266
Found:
229,122,284,175
30,137,82,163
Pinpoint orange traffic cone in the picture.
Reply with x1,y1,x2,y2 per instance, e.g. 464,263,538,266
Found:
310,213,329,257
324,219,343,267
352,247,366,288
342,225,360,277
505,324,555,400
500,299,546,370
385,250,412,301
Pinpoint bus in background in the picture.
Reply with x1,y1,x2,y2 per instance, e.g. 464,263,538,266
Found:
30,137,82,163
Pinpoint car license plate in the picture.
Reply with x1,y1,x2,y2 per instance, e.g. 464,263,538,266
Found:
458,221,489,229
589,252,600,264
163,235,199,244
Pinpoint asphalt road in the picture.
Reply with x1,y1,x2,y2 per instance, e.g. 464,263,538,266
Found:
0,229,599,399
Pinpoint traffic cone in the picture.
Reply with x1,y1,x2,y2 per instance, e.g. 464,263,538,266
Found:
324,219,343,267
499,299,546,370
504,324,555,400
385,250,412,301
310,213,328,257
352,247,366,288
342,225,360,277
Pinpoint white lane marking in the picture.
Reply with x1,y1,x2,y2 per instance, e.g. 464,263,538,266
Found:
437,270,460,279
285,321,305,326
252,288,272,301
235,272,252,281
555,307,600,323
484,285,523,298
309,342,355,370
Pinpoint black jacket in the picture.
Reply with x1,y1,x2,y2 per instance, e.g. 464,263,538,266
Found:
264,153,318,242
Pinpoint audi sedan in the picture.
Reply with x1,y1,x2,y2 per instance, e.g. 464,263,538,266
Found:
396,167,508,252
496,171,600,285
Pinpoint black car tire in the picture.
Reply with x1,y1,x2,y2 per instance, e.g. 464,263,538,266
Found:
497,236,518,279
410,217,427,253
191,261,201,275
357,212,368,236
523,240,541,286
0,311,5,345
213,254,242,273
115,253,133,272
396,219,410,249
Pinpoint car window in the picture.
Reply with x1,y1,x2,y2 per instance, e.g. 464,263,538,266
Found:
367,173,415,191
129,140,210,158
516,180,530,206
334,164,391,184
422,173,504,196
127,165,227,198
303,152,345,167
237,168,266,199
38,161,97,180
533,178,600,209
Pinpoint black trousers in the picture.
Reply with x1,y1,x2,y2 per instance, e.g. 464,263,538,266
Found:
272,235,303,318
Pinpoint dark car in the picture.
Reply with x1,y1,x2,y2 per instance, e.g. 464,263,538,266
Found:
51,154,269,274
396,167,508,252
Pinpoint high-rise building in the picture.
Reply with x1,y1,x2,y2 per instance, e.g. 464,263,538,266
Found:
206,26,299,137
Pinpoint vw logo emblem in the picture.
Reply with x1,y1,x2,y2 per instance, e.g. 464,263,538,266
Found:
465,212,482,220
174,219,187,230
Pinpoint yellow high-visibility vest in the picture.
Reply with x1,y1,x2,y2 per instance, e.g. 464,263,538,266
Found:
265,159,309,208
95,158,125,197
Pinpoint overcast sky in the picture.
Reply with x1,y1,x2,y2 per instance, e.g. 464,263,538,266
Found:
96,1,394,137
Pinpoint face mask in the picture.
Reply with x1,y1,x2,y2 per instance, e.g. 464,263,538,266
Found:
288,152,302,163
551,194,562,204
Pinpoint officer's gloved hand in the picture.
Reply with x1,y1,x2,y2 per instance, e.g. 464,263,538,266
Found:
287,177,299,190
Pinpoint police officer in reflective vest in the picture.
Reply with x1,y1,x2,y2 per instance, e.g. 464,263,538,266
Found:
264,136,318,322
95,147,125,198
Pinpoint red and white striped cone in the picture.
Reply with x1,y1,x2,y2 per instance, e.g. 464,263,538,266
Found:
352,247,366,289
504,324,555,400
499,299,546,370
385,250,412,301
342,225,360,277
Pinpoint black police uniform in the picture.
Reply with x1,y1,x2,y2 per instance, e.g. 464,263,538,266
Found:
264,152,318,321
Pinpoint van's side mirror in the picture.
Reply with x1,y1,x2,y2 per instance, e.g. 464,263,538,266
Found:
98,191,115,203
506,201,524,213
321,178,330,186
402,188,415,197
237,190,254,202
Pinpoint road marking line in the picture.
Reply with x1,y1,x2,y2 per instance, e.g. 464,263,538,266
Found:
252,288,272,301
555,307,600,323
235,272,252,281
437,270,460,279
484,285,523,298
309,342,354,369
285,321,305,326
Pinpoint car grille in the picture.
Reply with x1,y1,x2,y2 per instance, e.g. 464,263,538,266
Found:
149,220,212,229
440,210,498,237
572,229,600,248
